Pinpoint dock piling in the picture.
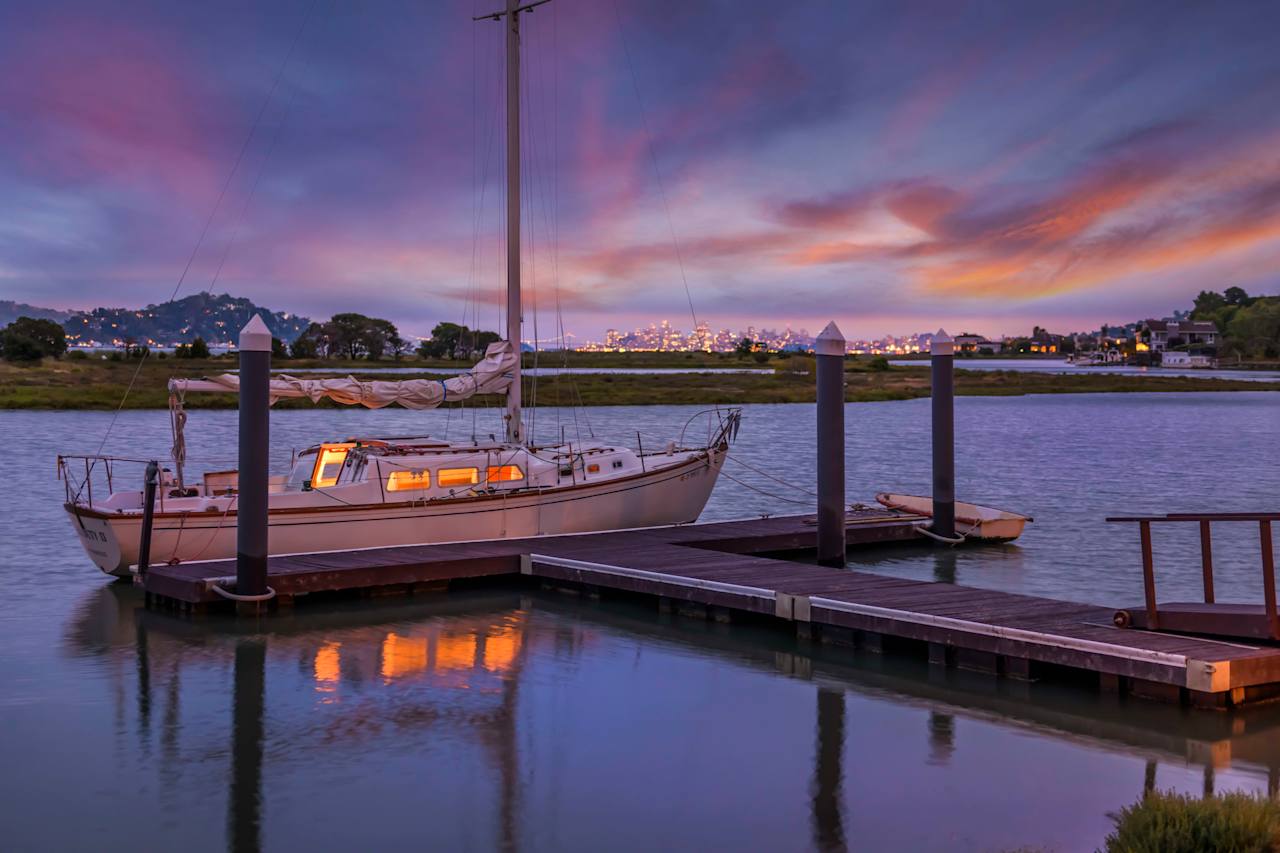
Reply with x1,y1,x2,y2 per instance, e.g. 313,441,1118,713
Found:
236,316,272,600
815,321,847,566
930,329,956,540
136,459,159,579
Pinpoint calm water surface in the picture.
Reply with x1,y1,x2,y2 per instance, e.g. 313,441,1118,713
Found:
891,357,1280,382
2,392,1279,851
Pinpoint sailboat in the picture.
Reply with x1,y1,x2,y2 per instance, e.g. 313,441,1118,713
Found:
61,0,740,578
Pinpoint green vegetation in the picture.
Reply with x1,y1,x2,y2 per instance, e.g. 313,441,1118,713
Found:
174,337,211,359
0,317,68,363
415,322,501,359
292,312,403,361
1,353,1275,410
1103,790,1280,852
1192,288,1280,359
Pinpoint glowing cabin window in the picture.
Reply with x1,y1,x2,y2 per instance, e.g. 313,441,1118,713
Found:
311,443,355,488
438,467,480,488
386,470,430,491
587,463,600,474
486,465,525,483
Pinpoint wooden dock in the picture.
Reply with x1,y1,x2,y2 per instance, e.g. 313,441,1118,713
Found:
142,508,1280,709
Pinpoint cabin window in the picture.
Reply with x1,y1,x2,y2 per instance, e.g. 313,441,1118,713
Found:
386,470,430,491
486,465,525,483
586,463,600,474
612,460,624,469
438,467,480,488
311,443,355,488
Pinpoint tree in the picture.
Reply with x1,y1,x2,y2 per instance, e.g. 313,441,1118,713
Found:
328,313,372,360
271,337,288,359
289,333,318,359
734,337,754,356
189,337,211,359
1,316,68,362
1193,290,1227,319
287,314,399,360
388,329,408,361
364,318,399,361
417,322,499,359
1224,286,1252,307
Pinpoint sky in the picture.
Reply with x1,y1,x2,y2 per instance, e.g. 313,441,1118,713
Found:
2,0,1280,342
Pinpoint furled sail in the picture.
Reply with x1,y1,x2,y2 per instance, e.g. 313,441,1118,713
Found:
168,341,517,410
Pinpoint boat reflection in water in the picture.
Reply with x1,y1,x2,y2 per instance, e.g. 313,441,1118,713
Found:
66,583,1280,852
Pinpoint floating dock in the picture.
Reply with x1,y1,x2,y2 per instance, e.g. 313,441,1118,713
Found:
142,508,1280,709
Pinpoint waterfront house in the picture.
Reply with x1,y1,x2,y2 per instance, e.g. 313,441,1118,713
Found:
1137,319,1218,352
954,333,1003,354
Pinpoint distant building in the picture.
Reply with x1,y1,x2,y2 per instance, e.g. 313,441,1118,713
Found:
1161,351,1217,368
1138,319,1218,352
954,333,1003,354
1028,328,1063,354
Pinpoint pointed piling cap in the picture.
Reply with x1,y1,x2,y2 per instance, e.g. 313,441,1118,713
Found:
815,321,846,356
932,328,954,356
239,314,273,353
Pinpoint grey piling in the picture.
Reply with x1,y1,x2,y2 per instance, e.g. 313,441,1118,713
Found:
931,329,956,539
136,459,159,579
236,315,272,599
815,321,846,567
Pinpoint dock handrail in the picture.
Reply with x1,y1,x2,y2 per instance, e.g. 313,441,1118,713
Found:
1105,512,1278,637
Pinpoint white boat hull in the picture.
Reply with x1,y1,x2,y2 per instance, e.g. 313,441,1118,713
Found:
69,450,726,577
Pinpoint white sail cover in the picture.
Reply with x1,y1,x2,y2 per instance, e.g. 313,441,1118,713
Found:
168,341,517,410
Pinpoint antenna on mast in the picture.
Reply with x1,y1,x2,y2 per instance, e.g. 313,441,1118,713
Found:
477,0,551,445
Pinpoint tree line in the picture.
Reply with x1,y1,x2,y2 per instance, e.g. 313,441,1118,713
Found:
288,316,500,361
0,312,503,364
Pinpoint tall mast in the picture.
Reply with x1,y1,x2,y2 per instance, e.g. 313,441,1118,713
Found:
480,0,548,444
504,0,523,444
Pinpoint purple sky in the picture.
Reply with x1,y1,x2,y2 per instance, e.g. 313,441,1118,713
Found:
3,0,1280,341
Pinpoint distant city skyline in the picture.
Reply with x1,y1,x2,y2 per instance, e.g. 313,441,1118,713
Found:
4,1,1280,340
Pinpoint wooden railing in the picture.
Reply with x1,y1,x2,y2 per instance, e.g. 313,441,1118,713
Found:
1105,513,1279,638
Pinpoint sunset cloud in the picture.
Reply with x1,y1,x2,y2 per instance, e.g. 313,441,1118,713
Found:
1,0,1279,339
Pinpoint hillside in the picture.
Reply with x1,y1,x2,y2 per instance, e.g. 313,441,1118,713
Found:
0,300,75,327
62,292,311,347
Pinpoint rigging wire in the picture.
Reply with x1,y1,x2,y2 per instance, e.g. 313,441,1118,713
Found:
610,0,700,333
717,468,812,506
88,0,320,464
207,71,302,292
726,453,818,498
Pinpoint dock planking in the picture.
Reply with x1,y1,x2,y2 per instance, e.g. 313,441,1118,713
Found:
141,507,1280,708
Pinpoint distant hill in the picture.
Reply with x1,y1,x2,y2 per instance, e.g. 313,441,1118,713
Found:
0,300,76,327
63,292,312,347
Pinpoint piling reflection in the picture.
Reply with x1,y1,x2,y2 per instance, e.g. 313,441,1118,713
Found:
811,688,847,852
927,711,955,766
230,640,266,853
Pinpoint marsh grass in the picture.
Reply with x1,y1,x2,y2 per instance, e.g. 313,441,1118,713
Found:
1,356,1276,409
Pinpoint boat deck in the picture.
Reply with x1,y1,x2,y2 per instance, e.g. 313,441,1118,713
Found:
141,509,1280,708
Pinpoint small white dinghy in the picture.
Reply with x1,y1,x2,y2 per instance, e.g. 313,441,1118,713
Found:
875,493,1031,543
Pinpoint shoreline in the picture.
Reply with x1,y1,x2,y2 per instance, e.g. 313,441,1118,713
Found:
3,356,1278,409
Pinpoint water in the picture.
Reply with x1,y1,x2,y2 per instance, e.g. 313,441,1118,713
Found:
891,357,1280,382
3,392,1279,851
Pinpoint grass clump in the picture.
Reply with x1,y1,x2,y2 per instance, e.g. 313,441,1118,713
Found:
1103,790,1280,853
